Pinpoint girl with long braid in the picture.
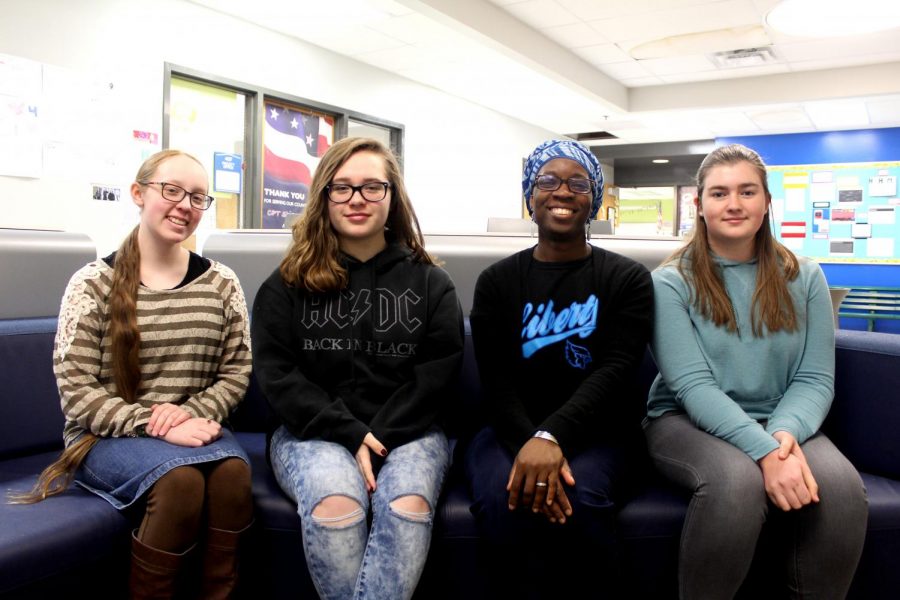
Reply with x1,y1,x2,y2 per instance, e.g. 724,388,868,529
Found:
14,150,253,599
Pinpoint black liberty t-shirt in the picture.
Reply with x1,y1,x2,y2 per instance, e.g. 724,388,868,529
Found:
470,246,653,454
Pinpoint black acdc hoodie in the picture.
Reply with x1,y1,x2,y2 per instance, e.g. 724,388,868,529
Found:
251,243,464,454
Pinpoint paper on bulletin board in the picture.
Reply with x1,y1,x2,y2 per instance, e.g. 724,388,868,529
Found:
41,63,130,182
810,182,834,202
868,175,897,197
851,223,871,238
830,239,854,256
868,206,896,225
0,54,43,178
0,97,41,178
783,172,808,185
782,237,804,251
867,238,894,257
785,187,806,212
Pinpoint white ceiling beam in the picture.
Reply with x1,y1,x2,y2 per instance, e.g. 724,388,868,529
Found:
630,62,900,112
396,0,629,113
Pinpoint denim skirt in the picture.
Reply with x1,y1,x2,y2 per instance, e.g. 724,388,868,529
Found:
75,429,249,510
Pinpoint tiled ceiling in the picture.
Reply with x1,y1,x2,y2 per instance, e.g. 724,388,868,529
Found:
190,0,900,145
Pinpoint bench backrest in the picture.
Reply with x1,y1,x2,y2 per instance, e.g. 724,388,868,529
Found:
0,229,95,320
0,318,63,459
825,329,900,479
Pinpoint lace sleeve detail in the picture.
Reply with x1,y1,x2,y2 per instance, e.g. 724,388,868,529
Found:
55,262,103,362
212,261,251,352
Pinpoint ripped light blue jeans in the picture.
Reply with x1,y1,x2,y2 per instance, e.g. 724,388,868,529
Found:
270,426,450,600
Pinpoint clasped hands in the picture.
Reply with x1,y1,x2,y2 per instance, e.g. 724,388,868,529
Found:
507,437,575,525
759,430,820,512
145,403,222,447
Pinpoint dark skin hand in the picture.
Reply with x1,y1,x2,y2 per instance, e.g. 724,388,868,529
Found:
507,437,576,524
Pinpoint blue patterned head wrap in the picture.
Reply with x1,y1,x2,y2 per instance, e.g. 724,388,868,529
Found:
522,139,604,219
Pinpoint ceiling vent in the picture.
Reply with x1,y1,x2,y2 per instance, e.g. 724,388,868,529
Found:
709,47,778,69
565,131,618,141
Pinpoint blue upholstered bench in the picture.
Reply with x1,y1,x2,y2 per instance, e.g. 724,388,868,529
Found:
2,318,899,599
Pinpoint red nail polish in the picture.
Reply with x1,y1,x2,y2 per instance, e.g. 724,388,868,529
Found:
380,449,387,457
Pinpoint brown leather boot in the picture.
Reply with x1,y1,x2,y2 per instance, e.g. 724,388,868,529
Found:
200,521,252,600
130,530,192,600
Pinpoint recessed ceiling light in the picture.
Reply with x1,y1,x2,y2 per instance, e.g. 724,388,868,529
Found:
804,101,870,129
765,0,900,37
652,159,670,164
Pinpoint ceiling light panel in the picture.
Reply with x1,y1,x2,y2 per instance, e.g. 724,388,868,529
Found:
804,100,870,129
866,97,900,124
748,107,813,130
699,111,760,134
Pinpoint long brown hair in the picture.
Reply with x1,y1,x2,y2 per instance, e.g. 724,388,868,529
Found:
666,144,799,336
10,150,204,503
279,137,434,292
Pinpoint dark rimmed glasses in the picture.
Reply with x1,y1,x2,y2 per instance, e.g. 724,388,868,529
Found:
535,174,594,195
326,182,391,204
140,181,215,210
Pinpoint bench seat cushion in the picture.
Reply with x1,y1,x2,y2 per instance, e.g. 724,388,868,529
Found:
0,472,129,594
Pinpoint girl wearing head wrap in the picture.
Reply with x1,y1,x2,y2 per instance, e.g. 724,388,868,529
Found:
465,139,654,597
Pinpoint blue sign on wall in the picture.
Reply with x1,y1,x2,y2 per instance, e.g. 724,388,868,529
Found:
213,152,242,194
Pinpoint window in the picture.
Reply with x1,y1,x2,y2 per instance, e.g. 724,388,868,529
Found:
617,187,677,237
164,64,403,230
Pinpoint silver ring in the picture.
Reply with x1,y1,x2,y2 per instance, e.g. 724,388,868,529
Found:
535,482,548,488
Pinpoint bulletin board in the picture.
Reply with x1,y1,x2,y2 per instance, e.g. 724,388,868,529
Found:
768,162,900,263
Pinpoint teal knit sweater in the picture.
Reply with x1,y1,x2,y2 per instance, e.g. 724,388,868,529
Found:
646,254,835,460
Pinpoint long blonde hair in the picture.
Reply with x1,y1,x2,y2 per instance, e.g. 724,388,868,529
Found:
279,137,433,292
10,150,204,503
667,144,799,336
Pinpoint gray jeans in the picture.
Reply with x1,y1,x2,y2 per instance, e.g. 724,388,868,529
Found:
644,413,868,600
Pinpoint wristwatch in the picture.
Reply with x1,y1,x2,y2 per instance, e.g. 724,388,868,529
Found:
533,430,558,444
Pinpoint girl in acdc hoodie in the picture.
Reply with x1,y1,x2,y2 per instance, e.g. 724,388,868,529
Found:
252,137,463,600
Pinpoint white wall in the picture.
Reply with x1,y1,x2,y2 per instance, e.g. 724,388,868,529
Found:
0,0,555,255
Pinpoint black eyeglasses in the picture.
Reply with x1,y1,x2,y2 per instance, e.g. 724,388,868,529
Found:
535,174,594,195
140,181,215,210
326,181,391,204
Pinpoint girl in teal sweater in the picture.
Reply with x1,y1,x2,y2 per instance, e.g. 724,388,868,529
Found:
645,144,867,599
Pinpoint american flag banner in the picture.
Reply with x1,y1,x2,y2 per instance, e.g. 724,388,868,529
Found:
261,100,334,229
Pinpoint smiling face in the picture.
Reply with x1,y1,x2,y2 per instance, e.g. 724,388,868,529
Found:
327,150,391,254
531,158,592,243
132,154,207,246
697,160,770,261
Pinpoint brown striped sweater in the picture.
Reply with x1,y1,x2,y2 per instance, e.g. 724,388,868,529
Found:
54,259,252,446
